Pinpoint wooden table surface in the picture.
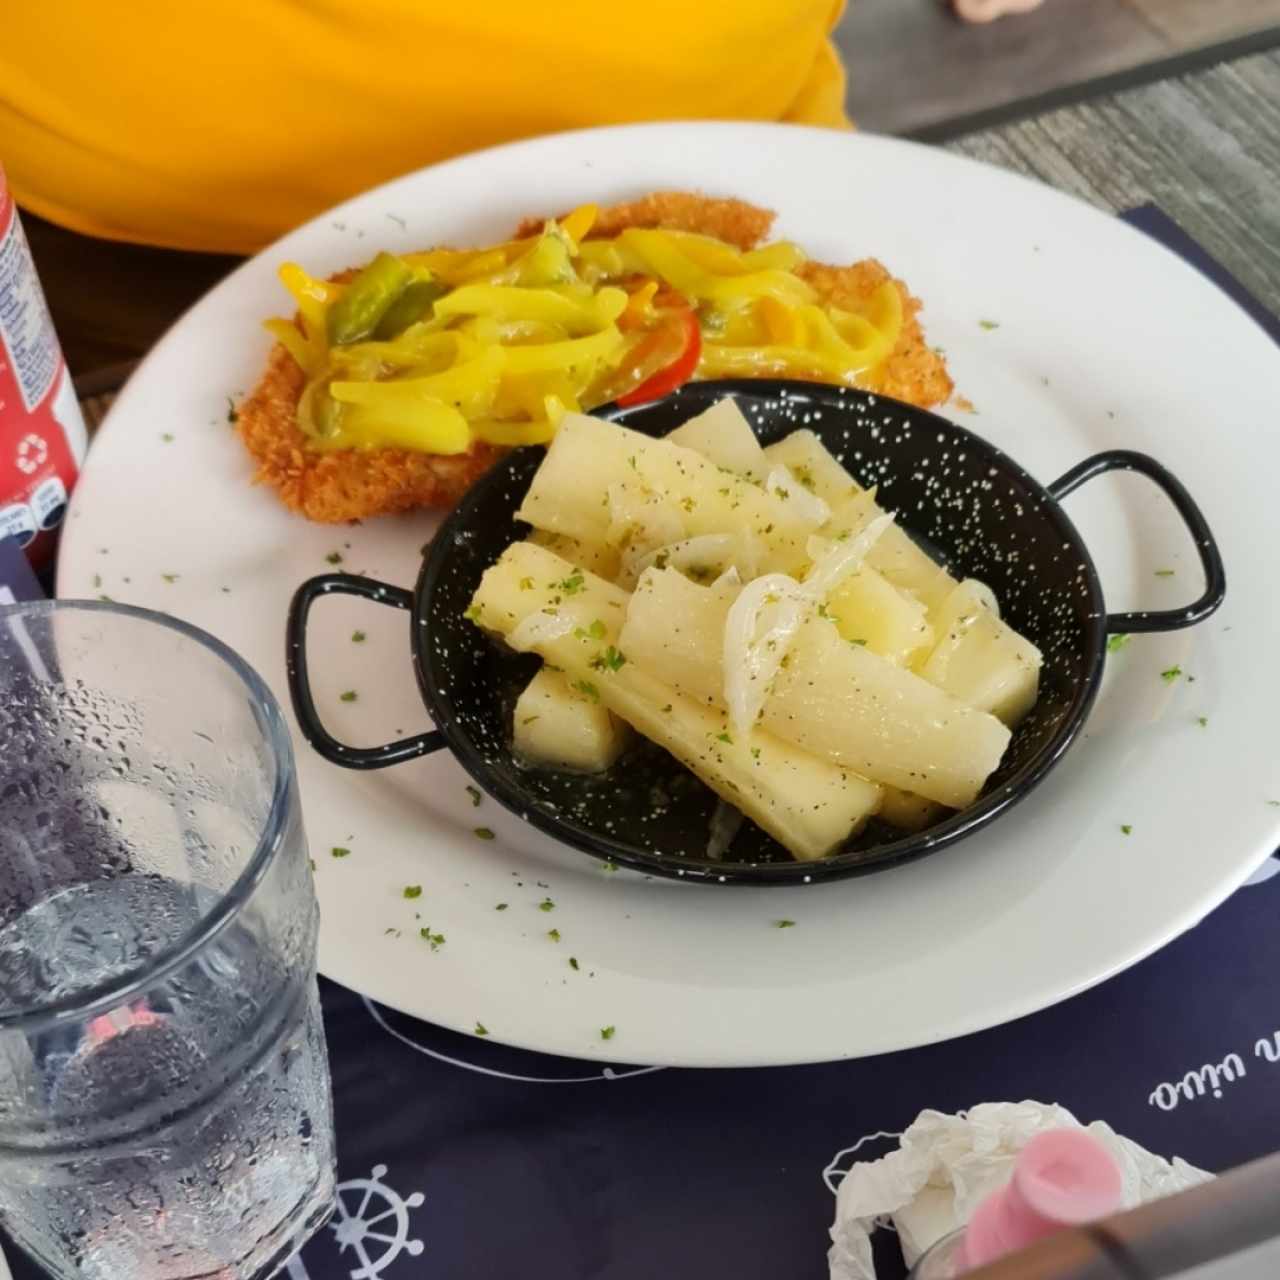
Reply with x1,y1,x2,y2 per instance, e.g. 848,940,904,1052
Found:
29,44,1279,390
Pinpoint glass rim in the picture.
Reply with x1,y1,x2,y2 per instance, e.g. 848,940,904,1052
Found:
0,598,296,1034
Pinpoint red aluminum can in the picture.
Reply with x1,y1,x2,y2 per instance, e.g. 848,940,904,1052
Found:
0,163,87,570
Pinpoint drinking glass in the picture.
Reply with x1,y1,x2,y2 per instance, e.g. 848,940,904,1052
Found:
0,600,336,1280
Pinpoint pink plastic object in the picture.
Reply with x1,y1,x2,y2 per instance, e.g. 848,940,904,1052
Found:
956,1129,1124,1269
952,0,1045,23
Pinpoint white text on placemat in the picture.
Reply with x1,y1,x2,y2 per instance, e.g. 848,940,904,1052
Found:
1147,1037,1280,1111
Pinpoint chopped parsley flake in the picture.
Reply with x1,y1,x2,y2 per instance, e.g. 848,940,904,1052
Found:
979,319,1000,331
403,884,423,899
473,826,495,840
495,902,508,911
572,679,600,702
464,603,484,623
1154,568,1175,577
1105,633,1130,654
325,551,343,565
661,704,673,714
590,646,627,672
419,928,445,950
1160,665,1183,683
1121,825,1132,835
600,1025,616,1041
521,715,541,725
602,861,619,873
680,496,696,513
161,432,174,442
466,784,482,807
775,919,796,929
92,573,102,589
331,846,351,858
538,897,555,912
569,957,580,971
850,638,867,647
474,1022,489,1037
547,928,561,942
558,572,585,596
384,927,401,938
1197,716,1208,727
339,690,358,702
519,576,534,590
589,619,607,639
226,397,238,424
716,732,733,744
161,573,179,583
351,629,366,642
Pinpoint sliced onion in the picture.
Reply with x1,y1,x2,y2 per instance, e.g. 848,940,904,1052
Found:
706,799,745,860
723,573,808,739
803,512,895,599
508,610,574,653
765,465,831,527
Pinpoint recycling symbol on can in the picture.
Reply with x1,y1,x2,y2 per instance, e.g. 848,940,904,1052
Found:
15,433,48,476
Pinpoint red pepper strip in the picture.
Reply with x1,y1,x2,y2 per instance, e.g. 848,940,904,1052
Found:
617,308,702,406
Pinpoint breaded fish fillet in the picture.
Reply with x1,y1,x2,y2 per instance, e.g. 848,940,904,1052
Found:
238,192,951,523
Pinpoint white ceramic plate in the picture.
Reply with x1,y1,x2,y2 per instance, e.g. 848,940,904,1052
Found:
59,123,1280,1067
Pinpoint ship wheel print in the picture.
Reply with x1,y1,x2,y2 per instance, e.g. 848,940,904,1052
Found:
327,1164,425,1278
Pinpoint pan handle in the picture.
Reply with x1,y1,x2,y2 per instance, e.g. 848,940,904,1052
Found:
1047,449,1226,634
286,573,446,769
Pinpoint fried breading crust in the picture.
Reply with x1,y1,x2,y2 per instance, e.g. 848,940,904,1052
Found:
516,191,775,252
238,192,951,523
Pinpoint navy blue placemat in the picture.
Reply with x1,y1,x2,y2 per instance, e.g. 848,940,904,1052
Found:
4,207,1278,1280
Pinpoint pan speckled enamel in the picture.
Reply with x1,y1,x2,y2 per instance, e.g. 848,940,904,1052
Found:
287,380,1224,885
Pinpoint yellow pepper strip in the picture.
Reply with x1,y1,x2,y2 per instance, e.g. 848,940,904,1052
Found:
277,263,342,332
741,241,807,273
434,284,627,334
471,417,558,447
263,317,321,376
401,245,523,286
620,279,659,329
501,326,624,375
801,305,894,375
331,346,504,418
327,326,457,373
575,239,641,278
617,230,815,309
324,401,473,455
559,203,598,247
861,280,904,337
757,296,804,346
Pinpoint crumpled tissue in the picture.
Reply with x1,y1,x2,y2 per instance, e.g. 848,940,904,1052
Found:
828,1100,1212,1280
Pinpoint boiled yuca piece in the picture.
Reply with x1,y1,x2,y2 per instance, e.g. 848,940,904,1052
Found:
877,785,949,833
826,566,934,667
620,568,1009,808
617,567,735,705
763,429,861,509
529,529,621,581
918,580,1042,727
664,398,767,481
515,414,816,574
770,617,1009,807
468,542,881,860
513,668,630,772
826,489,957,612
